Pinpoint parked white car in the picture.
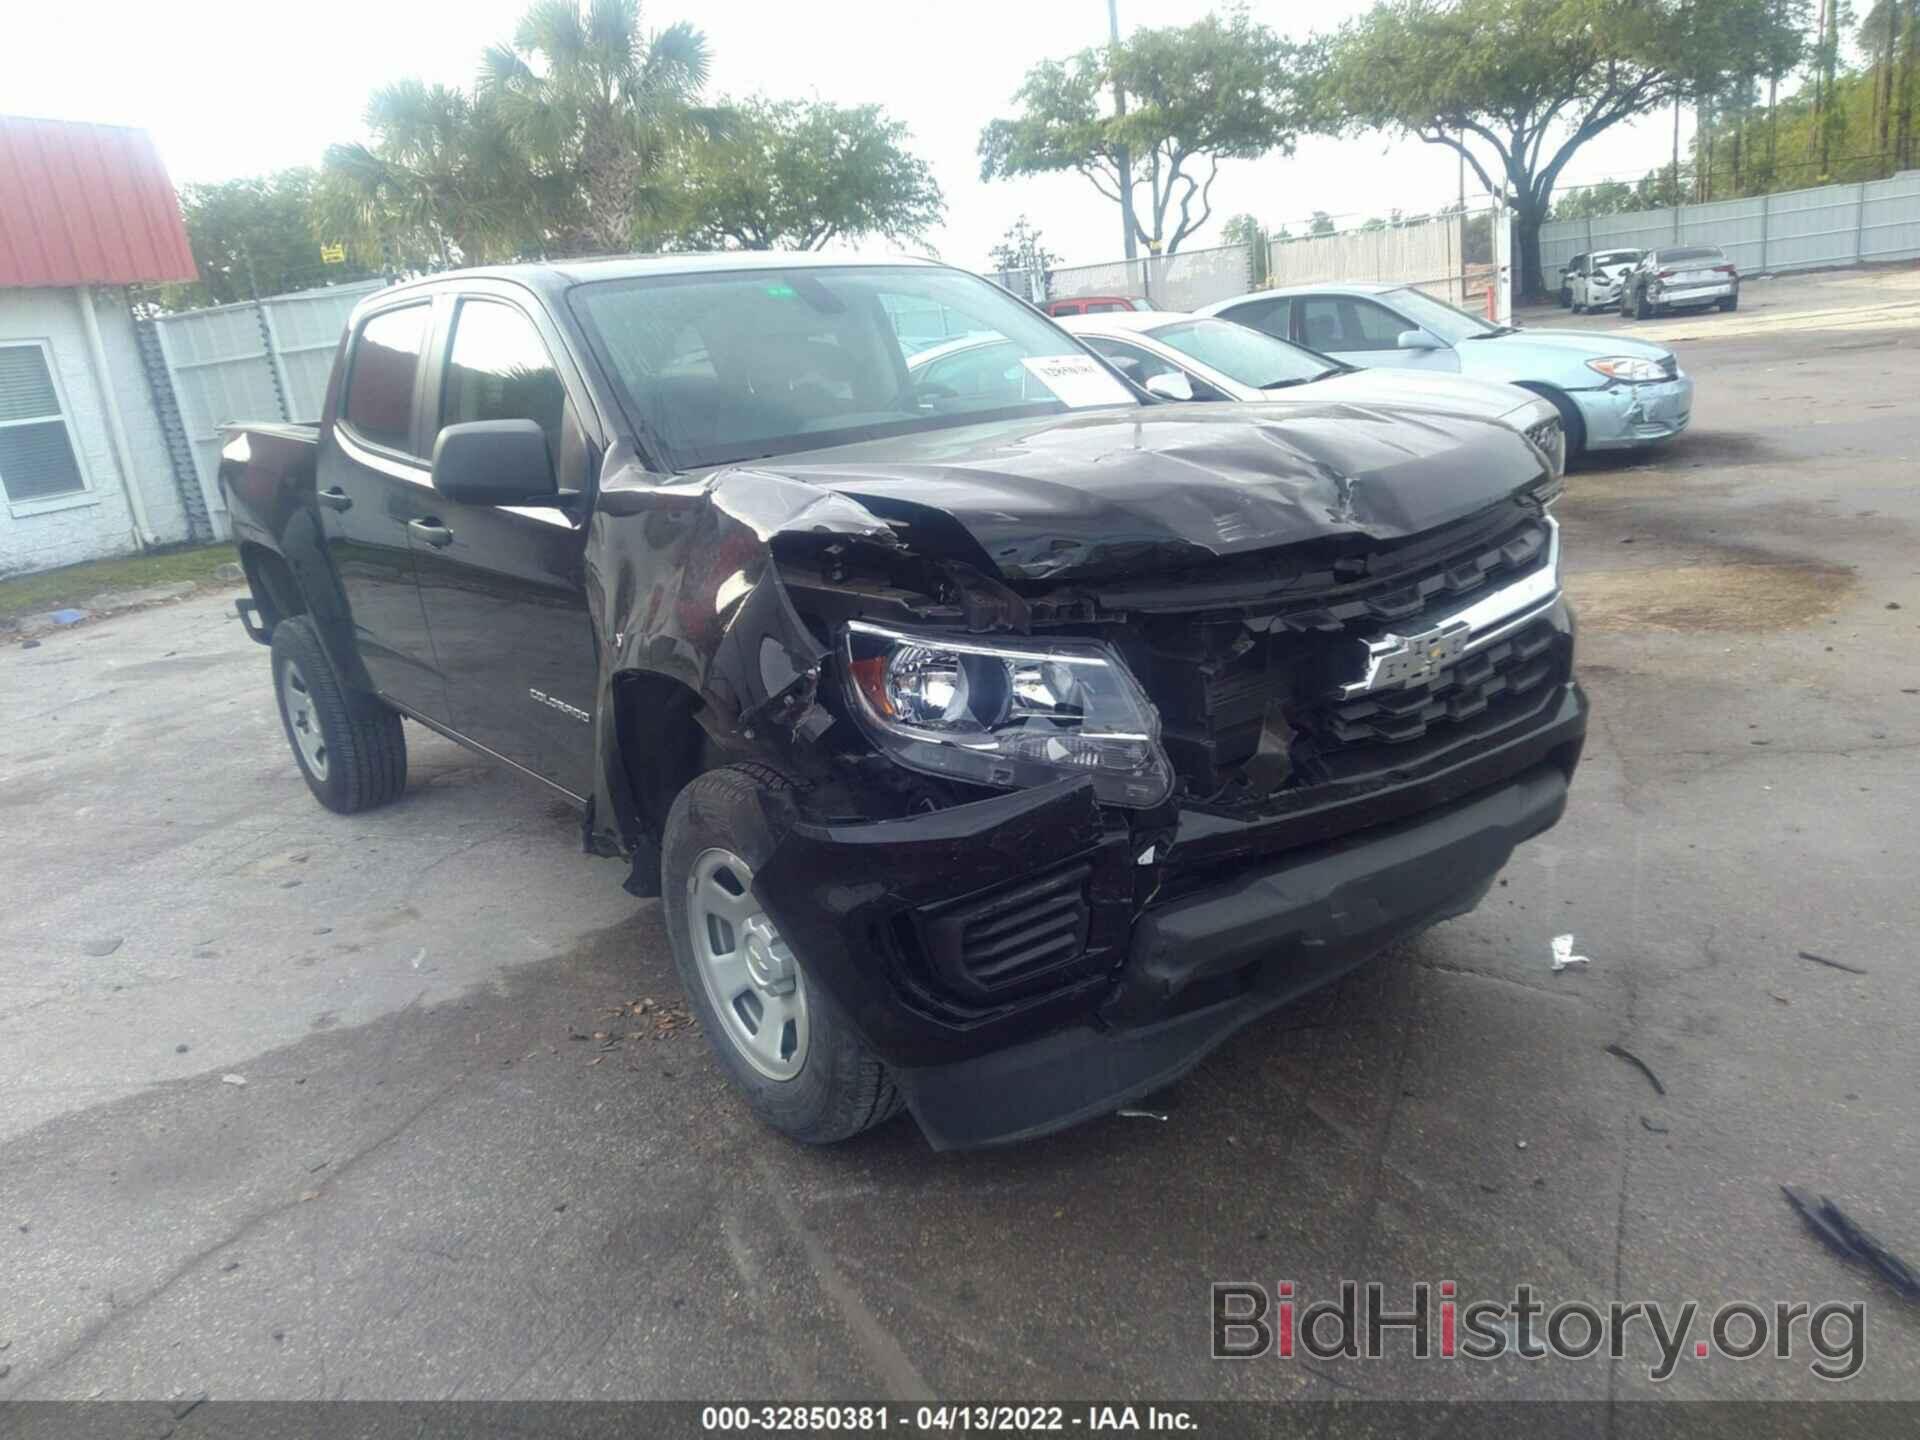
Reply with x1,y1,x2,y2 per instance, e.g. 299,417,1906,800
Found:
1566,249,1645,313
1056,310,1566,474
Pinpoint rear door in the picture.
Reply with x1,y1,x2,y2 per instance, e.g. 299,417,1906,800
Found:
408,288,599,800
316,299,447,717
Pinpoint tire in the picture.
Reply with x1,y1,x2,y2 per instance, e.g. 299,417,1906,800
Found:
270,616,407,814
662,764,905,1144
1719,292,1739,312
1558,286,1572,308
1634,287,1654,321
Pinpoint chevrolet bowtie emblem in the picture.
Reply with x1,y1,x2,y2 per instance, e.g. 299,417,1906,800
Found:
1339,620,1471,699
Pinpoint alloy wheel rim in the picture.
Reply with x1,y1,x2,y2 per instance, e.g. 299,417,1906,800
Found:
280,662,328,780
687,847,808,1081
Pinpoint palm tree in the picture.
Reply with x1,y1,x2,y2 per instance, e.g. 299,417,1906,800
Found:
479,0,727,255
318,81,550,269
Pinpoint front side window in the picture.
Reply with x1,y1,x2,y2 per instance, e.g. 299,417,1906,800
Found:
440,300,567,463
343,304,431,454
0,343,86,505
571,265,1134,471
1298,296,1411,353
1083,337,1183,385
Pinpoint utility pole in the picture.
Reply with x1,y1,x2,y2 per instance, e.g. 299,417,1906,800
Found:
1108,0,1139,264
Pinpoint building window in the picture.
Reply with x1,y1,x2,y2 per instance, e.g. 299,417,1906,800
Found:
0,342,88,505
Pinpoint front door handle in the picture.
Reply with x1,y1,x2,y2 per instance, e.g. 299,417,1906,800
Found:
408,518,454,549
317,487,352,512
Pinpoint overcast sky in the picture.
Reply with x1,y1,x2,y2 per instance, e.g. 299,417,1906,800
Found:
5,0,1700,270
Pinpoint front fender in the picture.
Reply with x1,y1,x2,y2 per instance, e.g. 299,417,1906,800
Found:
584,452,901,855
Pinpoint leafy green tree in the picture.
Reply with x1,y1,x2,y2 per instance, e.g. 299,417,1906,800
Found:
988,215,1059,277
1309,0,1802,295
1220,211,1270,282
169,169,375,307
480,0,726,254
318,81,549,268
1550,179,1638,219
1308,210,1336,236
978,10,1302,255
672,98,943,251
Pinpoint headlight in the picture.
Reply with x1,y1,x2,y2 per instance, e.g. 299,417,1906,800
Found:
1586,356,1665,383
842,621,1172,807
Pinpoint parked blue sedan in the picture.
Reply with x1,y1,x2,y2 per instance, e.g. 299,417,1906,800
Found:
1197,282,1693,459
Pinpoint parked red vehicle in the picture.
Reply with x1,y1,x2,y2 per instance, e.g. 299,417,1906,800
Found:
1041,295,1151,317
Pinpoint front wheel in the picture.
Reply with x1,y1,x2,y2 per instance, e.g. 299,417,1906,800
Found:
662,765,905,1144
270,616,406,813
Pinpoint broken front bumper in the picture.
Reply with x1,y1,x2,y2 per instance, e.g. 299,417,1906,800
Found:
1576,373,1695,450
753,681,1588,1149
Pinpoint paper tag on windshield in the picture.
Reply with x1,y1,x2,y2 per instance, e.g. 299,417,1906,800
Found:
1021,355,1132,408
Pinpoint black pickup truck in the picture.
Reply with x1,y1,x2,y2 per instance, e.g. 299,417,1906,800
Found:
221,254,1585,1150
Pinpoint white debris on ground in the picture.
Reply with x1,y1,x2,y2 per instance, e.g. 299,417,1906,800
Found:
1550,935,1591,972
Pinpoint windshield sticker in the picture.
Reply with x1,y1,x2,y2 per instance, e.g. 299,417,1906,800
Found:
1020,355,1133,408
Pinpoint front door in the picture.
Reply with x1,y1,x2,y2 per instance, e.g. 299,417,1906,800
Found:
1293,294,1461,373
316,300,446,717
408,293,599,800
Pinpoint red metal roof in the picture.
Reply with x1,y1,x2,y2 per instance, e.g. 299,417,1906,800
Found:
0,116,198,288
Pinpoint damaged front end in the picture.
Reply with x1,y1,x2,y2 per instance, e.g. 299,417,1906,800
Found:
584,434,1586,1149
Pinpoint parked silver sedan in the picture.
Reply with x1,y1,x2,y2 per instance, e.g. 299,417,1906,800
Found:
1197,282,1693,457
1058,310,1567,474
1620,245,1740,318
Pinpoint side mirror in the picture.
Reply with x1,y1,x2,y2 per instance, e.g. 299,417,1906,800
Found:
1396,329,1443,352
431,419,557,506
1143,371,1195,402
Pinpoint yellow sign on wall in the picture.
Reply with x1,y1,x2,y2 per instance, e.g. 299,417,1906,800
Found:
319,243,347,265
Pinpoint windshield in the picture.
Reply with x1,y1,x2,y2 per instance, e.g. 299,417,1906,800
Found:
569,265,1134,470
1146,317,1337,388
1593,250,1641,268
1382,286,1502,343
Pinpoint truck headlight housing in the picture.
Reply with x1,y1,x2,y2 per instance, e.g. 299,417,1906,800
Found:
841,620,1172,807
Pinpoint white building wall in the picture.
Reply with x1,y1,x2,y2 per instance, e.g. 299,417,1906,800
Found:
0,287,192,578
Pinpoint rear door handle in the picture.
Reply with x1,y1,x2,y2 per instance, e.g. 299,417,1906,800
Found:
408,518,454,549
317,487,352,512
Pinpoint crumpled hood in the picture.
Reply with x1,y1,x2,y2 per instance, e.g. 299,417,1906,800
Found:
728,402,1548,582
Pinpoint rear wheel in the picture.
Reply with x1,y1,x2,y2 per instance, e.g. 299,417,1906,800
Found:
662,764,905,1144
1718,292,1739,312
270,616,406,813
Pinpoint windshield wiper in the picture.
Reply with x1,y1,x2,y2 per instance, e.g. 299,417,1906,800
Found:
1466,325,1518,339
1260,376,1319,390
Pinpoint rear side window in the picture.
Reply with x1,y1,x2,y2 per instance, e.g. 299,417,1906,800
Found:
344,304,431,454
440,299,567,464
1218,297,1290,339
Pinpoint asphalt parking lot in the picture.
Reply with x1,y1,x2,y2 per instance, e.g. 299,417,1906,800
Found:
2,266,1917,1410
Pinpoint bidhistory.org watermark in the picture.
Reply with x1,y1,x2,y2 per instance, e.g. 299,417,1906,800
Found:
1212,1281,1866,1381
